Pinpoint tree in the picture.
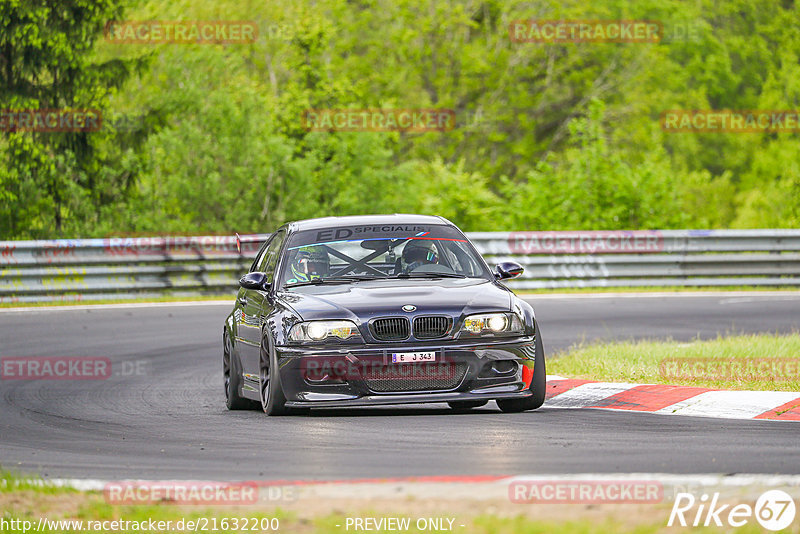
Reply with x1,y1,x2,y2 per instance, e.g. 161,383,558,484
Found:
0,0,145,237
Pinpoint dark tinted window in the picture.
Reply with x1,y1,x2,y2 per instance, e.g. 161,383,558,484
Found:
279,224,490,286
257,230,286,283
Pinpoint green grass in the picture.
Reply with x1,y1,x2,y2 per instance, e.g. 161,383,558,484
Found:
549,333,800,391
0,470,778,534
0,470,75,495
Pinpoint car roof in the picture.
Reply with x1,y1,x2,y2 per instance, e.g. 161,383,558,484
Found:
285,214,451,232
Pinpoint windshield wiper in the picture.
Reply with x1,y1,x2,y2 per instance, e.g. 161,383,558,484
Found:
284,275,383,288
393,272,467,279
334,275,391,281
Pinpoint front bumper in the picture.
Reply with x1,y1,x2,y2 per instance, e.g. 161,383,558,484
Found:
274,337,537,408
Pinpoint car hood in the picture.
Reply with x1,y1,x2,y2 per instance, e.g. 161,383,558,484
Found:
278,278,511,322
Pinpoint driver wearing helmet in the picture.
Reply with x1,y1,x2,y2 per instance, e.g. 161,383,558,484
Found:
289,246,330,283
401,240,438,273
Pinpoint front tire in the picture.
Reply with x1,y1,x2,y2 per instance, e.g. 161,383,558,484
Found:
497,333,546,413
259,331,289,416
224,330,257,410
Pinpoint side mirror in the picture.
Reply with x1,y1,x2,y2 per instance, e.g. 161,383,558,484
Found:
239,271,270,291
495,261,524,280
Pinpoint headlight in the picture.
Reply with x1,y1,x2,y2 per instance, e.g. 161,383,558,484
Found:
288,320,359,342
460,313,523,336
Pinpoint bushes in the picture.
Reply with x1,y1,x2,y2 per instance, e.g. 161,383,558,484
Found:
2,0,799,238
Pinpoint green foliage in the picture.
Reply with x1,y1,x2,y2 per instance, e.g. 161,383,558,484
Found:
0,0,146,238
2,0,800,238
497,100,695,230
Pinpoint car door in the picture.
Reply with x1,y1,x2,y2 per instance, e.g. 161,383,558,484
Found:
239,230,286,381
234,238,271,389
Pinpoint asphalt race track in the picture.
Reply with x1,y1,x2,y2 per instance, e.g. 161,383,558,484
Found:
1,292,799,481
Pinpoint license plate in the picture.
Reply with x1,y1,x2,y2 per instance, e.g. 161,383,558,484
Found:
391,352,436,363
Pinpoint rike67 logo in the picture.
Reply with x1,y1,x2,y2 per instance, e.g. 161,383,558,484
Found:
669,490,796,531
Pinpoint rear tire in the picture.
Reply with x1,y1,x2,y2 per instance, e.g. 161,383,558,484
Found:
497,333,546,413
447,400,488,412
259,331,289,416
224,330,257,410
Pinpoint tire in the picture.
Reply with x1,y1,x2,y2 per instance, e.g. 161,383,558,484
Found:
497,333,546,413
224,330,257,410
259,330,289,416
447,400,488,412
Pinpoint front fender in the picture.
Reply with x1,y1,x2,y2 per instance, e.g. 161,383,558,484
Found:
264,302,303,347
511,296,537,336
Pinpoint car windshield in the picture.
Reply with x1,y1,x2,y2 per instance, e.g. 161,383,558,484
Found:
279,224,491,287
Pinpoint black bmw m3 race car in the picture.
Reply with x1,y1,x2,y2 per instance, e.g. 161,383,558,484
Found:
223,214,546,415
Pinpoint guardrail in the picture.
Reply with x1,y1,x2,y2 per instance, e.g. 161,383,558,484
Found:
1,229,799,302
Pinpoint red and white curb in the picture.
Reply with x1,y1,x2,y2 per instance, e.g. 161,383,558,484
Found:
545,376,800,421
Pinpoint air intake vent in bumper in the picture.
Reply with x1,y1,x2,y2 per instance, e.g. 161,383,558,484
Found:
363,362,468,392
